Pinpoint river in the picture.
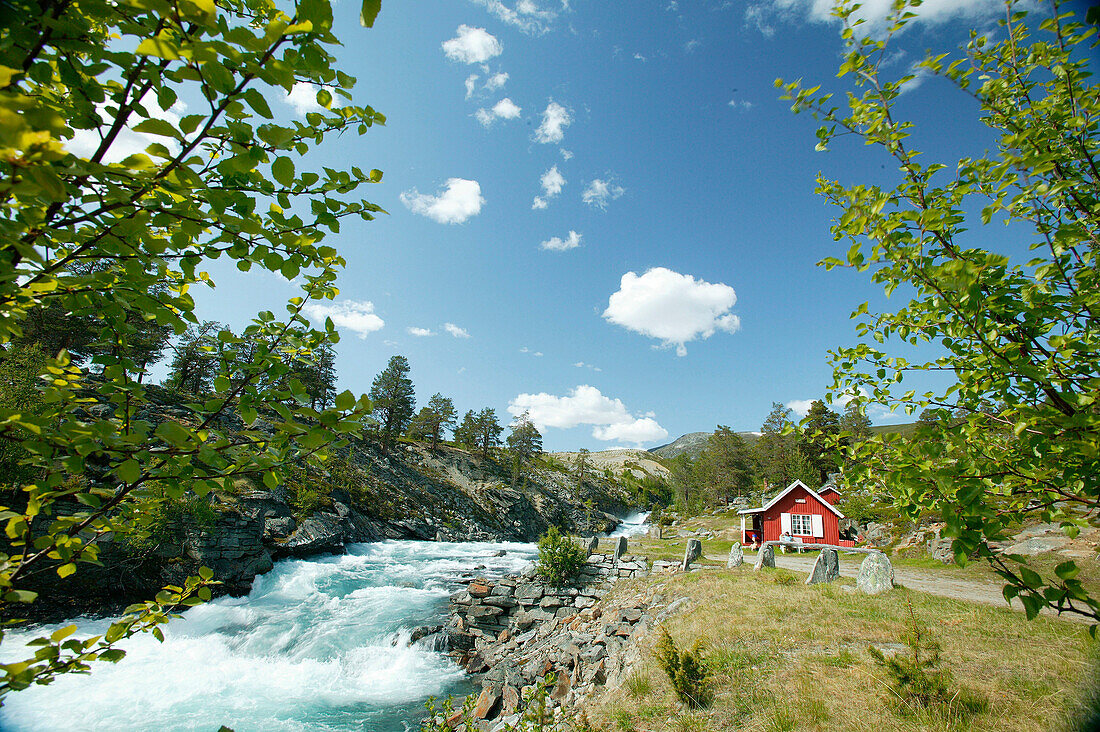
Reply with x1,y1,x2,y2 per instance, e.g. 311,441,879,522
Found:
0,540,537,732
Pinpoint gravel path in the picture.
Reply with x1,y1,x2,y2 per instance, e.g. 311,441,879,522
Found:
704,551,1088,623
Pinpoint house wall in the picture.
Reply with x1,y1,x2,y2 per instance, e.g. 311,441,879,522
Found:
819,488,841,505
759,485,841,545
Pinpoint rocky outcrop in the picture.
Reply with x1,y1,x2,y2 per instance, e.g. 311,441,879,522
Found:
441,554,658,730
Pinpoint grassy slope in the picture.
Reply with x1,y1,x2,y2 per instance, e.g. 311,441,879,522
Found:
590,569,1097,732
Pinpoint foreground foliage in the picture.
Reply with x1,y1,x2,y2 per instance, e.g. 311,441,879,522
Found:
0,0,382,698
782,0,1100,624
536,527,586,587
654,626,711,709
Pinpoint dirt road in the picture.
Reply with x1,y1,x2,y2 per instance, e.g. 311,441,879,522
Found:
704,551,1089,623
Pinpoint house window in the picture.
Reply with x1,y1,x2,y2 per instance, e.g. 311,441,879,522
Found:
790,514,813,535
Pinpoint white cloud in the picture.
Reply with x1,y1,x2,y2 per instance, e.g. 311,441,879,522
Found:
475,98,521,127
786,399,815,418
633,53,647,62
574,361,602,372
532,165,566,208
443,322,471,338
745,0,1006,37
472,0,557,34
65,98,186,163
303,300,385,338
541,165,565,196
401,178,485,224
593,418,667,444
684,39,701,52
728,98,754,111
465,74,480,99
407,327,435,337
485,72,509,91
560,149,574,160
519,347,543,356
508,385,668,446
535,101,572,144
602,267,740,356
582,178,625,209
443,25,503,64
284,82,334,116
540,230,582,252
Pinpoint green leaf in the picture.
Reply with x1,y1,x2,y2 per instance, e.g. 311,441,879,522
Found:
51,625,77,643
272,156,295,187
360,0,381,27
57,563,76,578
135,37,182,60
117,459,141,484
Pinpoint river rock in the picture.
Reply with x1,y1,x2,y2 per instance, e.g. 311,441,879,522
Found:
806,548,840,584
754,544,775,570
727,543,744,568
681,539,702,571
473,684,502,720
614,536,628,561
856,552,895,594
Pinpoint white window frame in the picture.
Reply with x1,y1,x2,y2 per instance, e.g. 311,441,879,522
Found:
790,513,813,536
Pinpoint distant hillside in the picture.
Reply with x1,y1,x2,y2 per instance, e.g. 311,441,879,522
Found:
551,448,671,481
649,431,760,460
651,424,916,461
870,422,919,438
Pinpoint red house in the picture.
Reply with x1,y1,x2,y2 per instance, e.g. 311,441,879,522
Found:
738,479,853,547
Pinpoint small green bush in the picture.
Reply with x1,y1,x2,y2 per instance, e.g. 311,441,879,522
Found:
536,526,586,586
655,627,711,709
868,602,987,720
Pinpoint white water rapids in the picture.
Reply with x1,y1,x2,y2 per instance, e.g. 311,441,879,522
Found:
606,511,650,538
0,540,537,732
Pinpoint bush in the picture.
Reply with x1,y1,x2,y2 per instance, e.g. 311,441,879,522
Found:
655,627,711,709
868,602,987,720
536,526,586,587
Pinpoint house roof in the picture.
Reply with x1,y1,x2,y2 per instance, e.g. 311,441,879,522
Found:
818,485,840,495
738,479,845,519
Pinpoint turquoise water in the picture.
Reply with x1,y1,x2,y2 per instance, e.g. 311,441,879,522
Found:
0,540,536,732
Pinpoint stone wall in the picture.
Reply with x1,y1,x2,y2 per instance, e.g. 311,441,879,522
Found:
443,552,651,730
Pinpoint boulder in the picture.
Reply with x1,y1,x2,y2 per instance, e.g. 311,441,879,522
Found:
586,536,599,555
473,684,502,720
806,548,840,584
727,543,744,568
681,539,702,571
856,552,895,594
754,544,775,571
614,536,628,561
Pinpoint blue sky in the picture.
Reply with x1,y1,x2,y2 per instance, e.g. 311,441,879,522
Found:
178,0,1073,451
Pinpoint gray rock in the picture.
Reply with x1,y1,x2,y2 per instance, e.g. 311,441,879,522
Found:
586,536,599,555
681,538,702,571
754,544,775,570
806,548,840,584
727,543,744,568
856,552,895,594
614,536,628,561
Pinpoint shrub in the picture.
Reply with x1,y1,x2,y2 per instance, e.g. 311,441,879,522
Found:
536,526,586,587
655,627,711,709
868,601,987,719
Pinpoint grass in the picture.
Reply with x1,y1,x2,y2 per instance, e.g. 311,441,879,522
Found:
588,568,1098,732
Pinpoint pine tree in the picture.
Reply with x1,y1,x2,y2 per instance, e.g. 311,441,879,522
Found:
474,407,503,460
799,400,840,485
368,355,416,450
454,410,479,450
165,321,222,394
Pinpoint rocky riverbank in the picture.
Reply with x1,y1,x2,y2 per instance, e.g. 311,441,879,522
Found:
13,418,638,622
437,551,675,730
